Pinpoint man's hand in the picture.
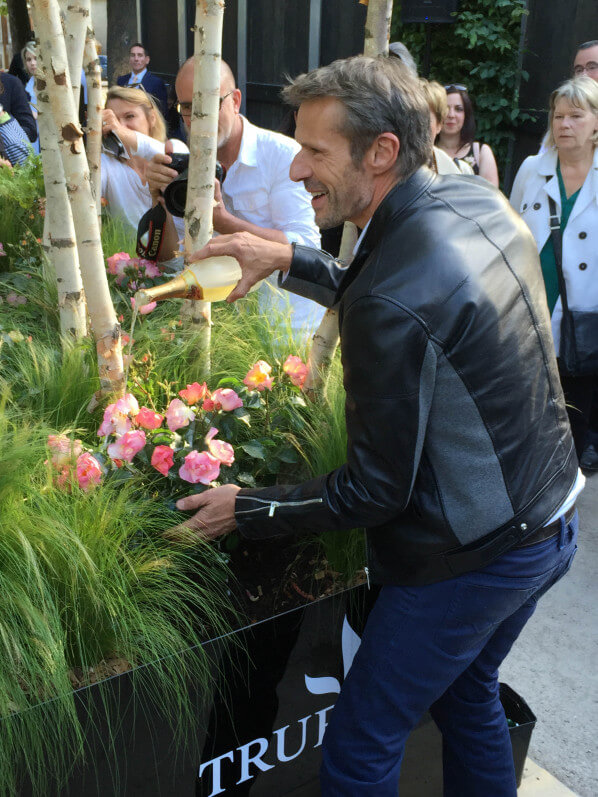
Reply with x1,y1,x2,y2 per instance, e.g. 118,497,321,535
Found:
189,233,293,302
175,483,241,540
146,140,178,202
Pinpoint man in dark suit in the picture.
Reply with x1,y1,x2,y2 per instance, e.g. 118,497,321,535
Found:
116,43,168,120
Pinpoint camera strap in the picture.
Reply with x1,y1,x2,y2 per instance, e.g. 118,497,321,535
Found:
136,203,168,261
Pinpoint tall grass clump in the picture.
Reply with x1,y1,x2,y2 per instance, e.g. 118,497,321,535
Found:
0,413,235,795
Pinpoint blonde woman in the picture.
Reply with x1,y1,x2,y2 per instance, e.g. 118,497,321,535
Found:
101,85,187,233
510,77,598,458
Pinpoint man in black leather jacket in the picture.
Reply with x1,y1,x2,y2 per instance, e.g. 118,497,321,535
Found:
178,56,581,795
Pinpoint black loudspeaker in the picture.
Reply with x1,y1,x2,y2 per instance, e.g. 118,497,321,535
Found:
401,0,459,24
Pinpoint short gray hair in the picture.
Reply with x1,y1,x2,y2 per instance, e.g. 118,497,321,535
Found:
282,55,432,180
546,76,598,148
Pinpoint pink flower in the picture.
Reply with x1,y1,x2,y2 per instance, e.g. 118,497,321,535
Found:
179,381,208,405
97,393,139,437
151,445,174,477
0,243,6,256
130,296,157,315
6,292,26,306
47,434,83,468
106,252,131,276
166,398,195,431
139,259,162,278
283,355,308,388
135,406,163,430
179,450,221,484
205,427,235,466
243,360,273,391
107,429,146,463
203,388,243,412
76,452,102,491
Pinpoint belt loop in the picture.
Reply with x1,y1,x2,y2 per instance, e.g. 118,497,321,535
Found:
558,514,567,550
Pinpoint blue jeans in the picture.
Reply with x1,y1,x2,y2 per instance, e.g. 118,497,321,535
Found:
321,512,578,796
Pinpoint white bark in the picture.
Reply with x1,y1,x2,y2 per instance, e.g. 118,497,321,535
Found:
83,32,102,224
180,0,225,374
363,0,393,56
59,0,89,107
32,0,124,396
305,0,392,396
36,53,87,339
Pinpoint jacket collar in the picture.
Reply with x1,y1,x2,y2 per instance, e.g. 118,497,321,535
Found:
538,145,598,219
355,166,437,261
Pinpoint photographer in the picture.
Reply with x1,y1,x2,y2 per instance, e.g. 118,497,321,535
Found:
146,59,322,334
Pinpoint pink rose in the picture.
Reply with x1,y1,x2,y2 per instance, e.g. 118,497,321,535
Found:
179,381,208,405
130,296,157,315
139,259,162,279
97,393,139,437
283,355,308,388
179,450,221,484
243,360,273,392
135,406,163,430
76,452,102,491
151,445,174,477
6,292,26,306
47,434,83,468
0,243,6,256
107,429,146,462
205,427,235,466
106,252,131,276
203,388,243,413
166,398,195,431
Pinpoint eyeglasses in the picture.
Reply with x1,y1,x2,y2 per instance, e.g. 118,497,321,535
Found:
176,91,234,118
573,62,598,75
445,84,467,93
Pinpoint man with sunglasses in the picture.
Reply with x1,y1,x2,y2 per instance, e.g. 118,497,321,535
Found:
145,58,322,333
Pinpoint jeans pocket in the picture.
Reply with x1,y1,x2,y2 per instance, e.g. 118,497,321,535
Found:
434,582,537,658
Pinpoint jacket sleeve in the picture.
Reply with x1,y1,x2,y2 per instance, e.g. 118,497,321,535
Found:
235,293,436,539
509,157,533,212
7,79,37,142
278,243,351,308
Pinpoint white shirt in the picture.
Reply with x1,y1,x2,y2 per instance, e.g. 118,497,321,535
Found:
221,116,323,336
101,131,187,235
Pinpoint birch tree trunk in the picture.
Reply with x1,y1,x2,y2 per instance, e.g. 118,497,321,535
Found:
305,0,392,397
59,0,89,108
32,0,124,397
83,32,102,224
37,53,87,339
180,0,225,377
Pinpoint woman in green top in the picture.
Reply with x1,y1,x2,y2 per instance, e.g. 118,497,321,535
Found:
510,77,598,459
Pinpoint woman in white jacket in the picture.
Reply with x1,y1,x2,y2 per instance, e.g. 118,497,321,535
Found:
101,86,187,234
510,77,598,458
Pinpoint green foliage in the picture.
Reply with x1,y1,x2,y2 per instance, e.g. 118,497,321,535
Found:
0,411,234,795
391,0,532,177
0,156,45,269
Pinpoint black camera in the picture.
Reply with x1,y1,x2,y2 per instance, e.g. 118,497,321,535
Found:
163,154,226,217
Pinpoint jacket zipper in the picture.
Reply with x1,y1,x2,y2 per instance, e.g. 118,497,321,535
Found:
364,534,371,589
236,496,324,517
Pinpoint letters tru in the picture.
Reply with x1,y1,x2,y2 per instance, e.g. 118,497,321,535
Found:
198,704,335,796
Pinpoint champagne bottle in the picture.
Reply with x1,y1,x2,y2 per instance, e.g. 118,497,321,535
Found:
135,256,243,306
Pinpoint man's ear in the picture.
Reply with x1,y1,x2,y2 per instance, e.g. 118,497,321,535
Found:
232,88,242,113
368,132,400,174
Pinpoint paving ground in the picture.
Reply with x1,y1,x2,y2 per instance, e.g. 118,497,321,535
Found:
501,472,598,797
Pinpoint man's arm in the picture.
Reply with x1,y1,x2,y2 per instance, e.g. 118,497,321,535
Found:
177,294,435,540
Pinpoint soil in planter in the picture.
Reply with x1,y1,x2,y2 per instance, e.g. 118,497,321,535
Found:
227,533,366,625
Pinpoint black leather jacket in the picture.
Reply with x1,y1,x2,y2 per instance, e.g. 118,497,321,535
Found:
235,167,578,585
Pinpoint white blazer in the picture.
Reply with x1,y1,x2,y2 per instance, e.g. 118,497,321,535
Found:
510,146,598,354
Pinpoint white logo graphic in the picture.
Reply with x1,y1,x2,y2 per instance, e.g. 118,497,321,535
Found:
305,615,362,695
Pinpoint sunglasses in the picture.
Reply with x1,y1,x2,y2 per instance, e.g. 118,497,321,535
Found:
445,84,468,93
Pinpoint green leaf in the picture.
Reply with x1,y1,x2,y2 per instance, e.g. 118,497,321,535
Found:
240,441,266,460
277,447,299,464
237,472,257,487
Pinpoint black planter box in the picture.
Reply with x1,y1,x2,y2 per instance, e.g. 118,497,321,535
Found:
14,584,536,795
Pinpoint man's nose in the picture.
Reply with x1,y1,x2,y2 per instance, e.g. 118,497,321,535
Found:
289,150,311,183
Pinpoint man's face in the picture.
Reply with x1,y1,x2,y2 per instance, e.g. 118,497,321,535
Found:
175,68,241,148
130,46,149,75
573,45,598,80
290,98,373,229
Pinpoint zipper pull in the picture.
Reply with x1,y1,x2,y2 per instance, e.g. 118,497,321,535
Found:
364,566,371,590
268,501,280,517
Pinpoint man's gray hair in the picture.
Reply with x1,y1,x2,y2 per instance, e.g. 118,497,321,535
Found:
282,55,432,180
